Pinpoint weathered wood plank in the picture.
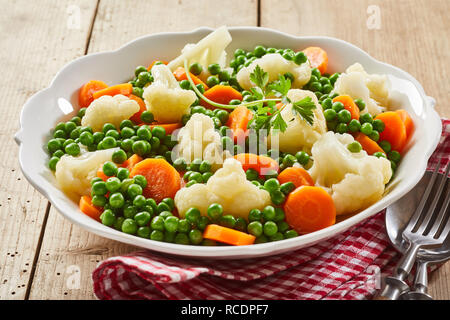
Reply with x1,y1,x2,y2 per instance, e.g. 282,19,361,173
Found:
0,0,98,300
261,0,450,299
28,0,258,300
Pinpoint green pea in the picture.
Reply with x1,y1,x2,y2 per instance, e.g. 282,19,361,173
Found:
106,129,120,140
132,86,144,98
64,121,77,134
102,161,117,177
113,217,125,231
263,178,280,193
196,83,205,94
219,215,236,229
162,216,178,233
120,127,135,139
348,119,362,133
179,79,191,90
47,139,62,154
131,175,146,189
235,55,246,67
188,62,202,76
347,141,362,153
388,150,401,163
53,150,64,158
202,172,213,182
105,177,121,193
77,108,87,118
321,98,333,110
185,207,201,224
263,221,278,237
206,75,219,88
188,229,203,245
123,204,137,219
185,180,197,188
255,235,269,244
270,232,284,242
215,110,229,124
157,202,171,214
354,98,366,111
336,123,348,134
359,113,373,124
109,192,125,209
248,209,262,222
329,73,340,85
234,48,245,58
322,84,333,94
175,233,190,245
360,122,373,135
150,216,165,231
315,92,323,100
101,136,117,149
270,190,286,205
253,45,266,58
379,140,392,153
102,123,116,134
64,142,80,156
151,126,166,139
323,109,336,122
150,230,164,241
264,169,278,179
208,63,221,75
262,205,276,221
295,151,310,166
280,182,295,195
172,158,186,171
188,172,203,183
244,169,258,181
48,157,59,171
311,68,321,78
135,65,147,77
369,130,380,142
92,132,104,144
337,109,352,123
137,226,151,238
207,203,223,221
137,126,152,141
133,211,151,227
218,70,230,82
78,131,93,146
177,219,191,233
100,209,116,226
293,51,307,65
229,99,241,106
373,152,387,159
282,154,297,167
372,119,385,133
111,149,127,164
247,221,263,237
282,51,294,61
284,72,295,83
199,160,212,173
277,221,289,233
132,140,148,156
332,101,344,112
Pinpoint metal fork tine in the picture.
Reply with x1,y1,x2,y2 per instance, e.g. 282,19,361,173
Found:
432,188,450,240
405,160,441,232
416,163,450,235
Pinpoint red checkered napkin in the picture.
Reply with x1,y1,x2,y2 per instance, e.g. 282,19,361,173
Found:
93,119,449,300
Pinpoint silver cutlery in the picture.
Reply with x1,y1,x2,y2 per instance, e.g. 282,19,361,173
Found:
375,160,450,300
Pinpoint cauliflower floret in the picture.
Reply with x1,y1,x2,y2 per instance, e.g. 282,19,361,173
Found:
268,89,327,154
55,148,118,200
309,132,392,215
167,26,232,81
172,113,229,169
81,95,139,132
174,158,271,220
332,63,391,116
143,64,196,123
237,53,311,90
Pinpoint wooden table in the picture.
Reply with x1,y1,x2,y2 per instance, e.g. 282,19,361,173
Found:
1,0,448,300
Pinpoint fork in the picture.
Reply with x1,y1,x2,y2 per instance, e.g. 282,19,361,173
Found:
375,160,450,300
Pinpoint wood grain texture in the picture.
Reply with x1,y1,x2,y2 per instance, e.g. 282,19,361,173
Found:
28,0,258,300
261,0,450,299
0,0,98,300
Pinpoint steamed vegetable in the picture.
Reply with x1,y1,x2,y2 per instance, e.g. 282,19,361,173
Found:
92,83,133,100
277,167,314,188
302,47,328,75
200,85,242,109
78,80,108,108
374,111,407,152
79,195,103,221
203,224,255,245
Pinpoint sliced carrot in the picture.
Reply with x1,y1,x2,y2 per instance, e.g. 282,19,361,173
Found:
234,153,279,177
200,85,242,109
147,60,168,71
128,94,147,124
130,158,181,202
302,47,328,75
284,186,336,234
226,105,253,143
395,109,414,138
173,67,209,90
78,80,108,108
96,168,108,181
79,195,103,222
122,154,143,171
332,95,360,120
92,83,133,100
354,132,385,155
374,111,407,152
203,224,255,246
277,167,314,188
150,123,183,134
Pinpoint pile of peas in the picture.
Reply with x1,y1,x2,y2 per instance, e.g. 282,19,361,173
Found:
181,104,230,130
173,157,214,187
46,107,176,170
304,68,340,100
129,64,161,98
94,161,213,245
185,61,242,93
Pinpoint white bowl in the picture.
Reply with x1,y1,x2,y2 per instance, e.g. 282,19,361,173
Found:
15,27,441,259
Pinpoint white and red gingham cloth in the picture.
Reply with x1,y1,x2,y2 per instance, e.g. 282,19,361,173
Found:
93,119,449,300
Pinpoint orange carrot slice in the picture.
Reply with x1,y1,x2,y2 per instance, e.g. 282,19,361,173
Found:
92,83,133,100
122,154,143,171
203,224,255,246
277,167,314,188
354,132,385,155
284,186,336,234
130,158,181,202
332,95,360,120
128,94,147,124
374,111,407,152
200,85,242,109
233,153,279,176
96,168,108,181
150,123,183,134
173,67,209,90
226,105,253,142
79,195,103,221
78,80,108,108
302,47,328,74
395,109,414,139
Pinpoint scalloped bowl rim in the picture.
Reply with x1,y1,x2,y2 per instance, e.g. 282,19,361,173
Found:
15,26,442,259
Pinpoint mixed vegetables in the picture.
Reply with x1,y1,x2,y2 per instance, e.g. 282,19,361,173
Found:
45,26,414,246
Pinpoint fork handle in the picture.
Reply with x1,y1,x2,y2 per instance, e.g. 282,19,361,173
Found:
374,276,410,300
400,261,433,300
394,242,421,278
